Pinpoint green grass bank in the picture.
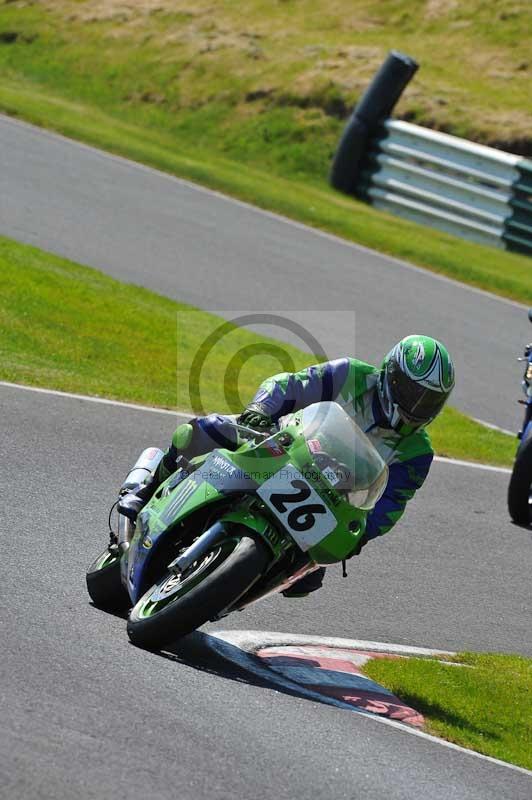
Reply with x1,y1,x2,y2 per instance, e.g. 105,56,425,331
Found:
364,652,532,770
0,1,531,304
0,235,517,467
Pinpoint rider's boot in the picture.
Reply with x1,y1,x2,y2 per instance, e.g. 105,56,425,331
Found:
118,423,194,521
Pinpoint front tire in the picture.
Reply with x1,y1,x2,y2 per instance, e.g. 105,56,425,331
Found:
86,547,131,612
127,532,269,649
508,433,532,525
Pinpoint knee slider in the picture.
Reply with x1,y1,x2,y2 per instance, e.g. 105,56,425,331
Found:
171,422,194,451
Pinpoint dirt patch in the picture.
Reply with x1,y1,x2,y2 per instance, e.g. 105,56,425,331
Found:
478,109,532,156
424,0,458,20
400,106,532,157
57,0,181,22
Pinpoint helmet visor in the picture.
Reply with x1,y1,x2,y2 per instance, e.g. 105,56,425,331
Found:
386,361,448,424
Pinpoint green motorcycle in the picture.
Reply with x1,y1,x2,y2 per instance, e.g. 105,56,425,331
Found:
86,401,388,649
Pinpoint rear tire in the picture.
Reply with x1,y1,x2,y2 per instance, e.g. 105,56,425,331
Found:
86,547,131,612
127,532,269,649
508,433,532,525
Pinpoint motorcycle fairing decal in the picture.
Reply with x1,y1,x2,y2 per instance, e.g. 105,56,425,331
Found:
257,464,337,551
201,451,260,494
263,439,285,457
160,480,198,526
163,467,190,493
300,460,343,508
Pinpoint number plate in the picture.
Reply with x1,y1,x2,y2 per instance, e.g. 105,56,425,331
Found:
257,464,337,551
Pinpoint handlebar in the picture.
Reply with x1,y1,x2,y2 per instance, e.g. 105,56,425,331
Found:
232,422,271,441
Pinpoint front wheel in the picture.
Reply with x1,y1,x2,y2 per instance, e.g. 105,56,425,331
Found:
127,532,270,649
508,433,532,525
86,547,131,612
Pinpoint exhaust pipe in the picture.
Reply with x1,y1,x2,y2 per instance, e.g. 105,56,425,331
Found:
117,447,164,552
120,447,164,493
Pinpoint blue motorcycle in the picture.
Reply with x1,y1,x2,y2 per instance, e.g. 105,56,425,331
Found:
508,308,532,525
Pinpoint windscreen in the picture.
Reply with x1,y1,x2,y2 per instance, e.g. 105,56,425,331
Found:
300,402,388,510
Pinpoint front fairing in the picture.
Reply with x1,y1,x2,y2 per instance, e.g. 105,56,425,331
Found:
125,443,290,602
229,411,374,565
124,466,220,602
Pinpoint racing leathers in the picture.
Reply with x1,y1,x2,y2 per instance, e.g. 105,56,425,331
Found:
244,358,434,544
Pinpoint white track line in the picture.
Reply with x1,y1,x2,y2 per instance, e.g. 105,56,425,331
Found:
0,380,180,416
0,380,513,473
472,417,514,437
433,455,511,475
1,113,528,313
207,630,532,777
216,630,455,658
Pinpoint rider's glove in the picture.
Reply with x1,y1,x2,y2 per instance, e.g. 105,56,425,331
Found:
238,409,273,430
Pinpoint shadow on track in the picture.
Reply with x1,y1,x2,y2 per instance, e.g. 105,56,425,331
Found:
510,520,532,532
152,631,310,701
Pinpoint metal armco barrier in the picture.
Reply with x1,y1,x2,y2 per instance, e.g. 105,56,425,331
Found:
330,55,532,256
361,121,532,254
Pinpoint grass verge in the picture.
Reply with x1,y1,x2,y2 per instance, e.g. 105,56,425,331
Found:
429,406,515,468
364,652,532,770
0,235,516,467
0,0,531,305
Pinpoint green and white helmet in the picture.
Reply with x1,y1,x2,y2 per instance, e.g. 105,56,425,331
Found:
378,335,455,431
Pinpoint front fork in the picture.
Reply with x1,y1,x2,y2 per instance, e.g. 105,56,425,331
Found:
118,513,135,590
162,507,297,603
165,507,286,576
117,513,135,553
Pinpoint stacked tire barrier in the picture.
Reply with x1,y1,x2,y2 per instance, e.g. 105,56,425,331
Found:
330,53,532,256
329,51,418,195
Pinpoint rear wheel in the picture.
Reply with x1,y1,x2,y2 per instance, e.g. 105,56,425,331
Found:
86,547,130,612
508,434,532,525
127,532,269,649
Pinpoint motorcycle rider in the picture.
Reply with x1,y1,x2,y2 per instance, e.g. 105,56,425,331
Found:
119,335,455,595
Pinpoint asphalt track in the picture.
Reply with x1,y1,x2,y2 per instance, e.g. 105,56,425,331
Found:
1,114,530,431
1,384,531,800
1,117,531,798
